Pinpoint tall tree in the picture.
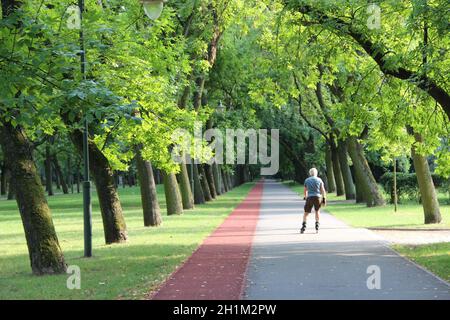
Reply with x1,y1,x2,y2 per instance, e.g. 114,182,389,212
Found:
52,155,69,194
347,137,386,207
408,128,442,224
162,171,184,215
68,126,128,244
0,0,66,275
337,139,356,200
329,141,345,196
324,147,336,192
135,145,162,227
0,124,67,274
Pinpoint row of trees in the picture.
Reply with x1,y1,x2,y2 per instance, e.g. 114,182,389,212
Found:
208,0,449,222
278,0,448,223
1,0,448,276
0,0,258,275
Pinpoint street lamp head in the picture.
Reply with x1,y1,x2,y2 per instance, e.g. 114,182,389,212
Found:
141,0,167,20
217,100,225,113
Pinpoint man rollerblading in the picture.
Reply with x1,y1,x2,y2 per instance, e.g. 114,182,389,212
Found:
301,168,326,234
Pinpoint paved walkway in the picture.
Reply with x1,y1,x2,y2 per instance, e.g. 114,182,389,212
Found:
243,180,450,300
149,180,450,300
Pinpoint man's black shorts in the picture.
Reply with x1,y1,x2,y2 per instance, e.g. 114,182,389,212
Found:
304,196,321,213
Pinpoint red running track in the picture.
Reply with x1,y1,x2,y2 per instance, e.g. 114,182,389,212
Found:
149,181,264,300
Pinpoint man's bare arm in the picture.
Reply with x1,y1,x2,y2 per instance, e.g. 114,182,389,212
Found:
321,183,326,198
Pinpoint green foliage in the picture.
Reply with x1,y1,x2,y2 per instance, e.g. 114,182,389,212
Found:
380,172,447,203
1,0,448,177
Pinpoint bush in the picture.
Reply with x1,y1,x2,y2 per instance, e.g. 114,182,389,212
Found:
380,173,419,203
442,179,450,204
380,172,447,203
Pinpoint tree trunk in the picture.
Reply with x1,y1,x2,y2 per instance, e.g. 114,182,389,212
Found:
212,163,222,195
221,167,229,192
236,166,243,185
330,143,345,196
45,144,54,196
337,140,356,200
125,172,129,187
224,170,230,190
325,145,336,192
236,165,245,185
393,158,398,212
227,171,234,189
0,123,66,275
411,133,441,224
347,137,385,207
352,166,365,203
67,157,74,194
69,129,128,244
76,165,81,194
191,164,205,204
7,176,15,200
154,169,161,184
199,165,212,201
53,156,69,194
235,171,240,186
162,171,183,215
293,159,308,184
127,170,136,187
0,163,7,195
121,173,126,188
204,164,217,199
177,162,194,209
244,165,250,182
135,146,162,227
222,167,229,192
113,171,118,188
193,77,206,111
54,162,61,190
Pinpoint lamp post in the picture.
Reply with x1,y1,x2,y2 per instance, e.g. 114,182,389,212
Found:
78,0,92,258
77,0,167,258
217,100,225,113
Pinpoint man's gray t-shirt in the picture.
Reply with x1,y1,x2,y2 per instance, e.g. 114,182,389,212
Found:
304,176,323,197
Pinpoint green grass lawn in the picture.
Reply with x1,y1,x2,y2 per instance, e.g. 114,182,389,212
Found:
283,180,450,229
0,182,255,300
394,243,450,282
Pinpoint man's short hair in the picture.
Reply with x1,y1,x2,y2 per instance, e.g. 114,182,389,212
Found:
309,168,318,177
